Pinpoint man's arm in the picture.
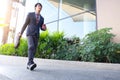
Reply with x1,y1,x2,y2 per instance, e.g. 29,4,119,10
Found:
19,13,30,36
41,18,47,31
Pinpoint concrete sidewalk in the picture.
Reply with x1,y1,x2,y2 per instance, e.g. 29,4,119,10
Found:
0,55,120,80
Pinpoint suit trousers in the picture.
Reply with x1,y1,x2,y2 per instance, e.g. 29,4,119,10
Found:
27,36,38,65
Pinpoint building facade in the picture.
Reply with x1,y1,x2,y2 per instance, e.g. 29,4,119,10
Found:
96,0,120,43
13,0,96,39
0,0,120,44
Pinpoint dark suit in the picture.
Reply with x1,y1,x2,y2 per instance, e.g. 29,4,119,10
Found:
20,12,44,65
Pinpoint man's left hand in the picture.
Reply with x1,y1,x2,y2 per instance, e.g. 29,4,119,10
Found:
42,24,47,31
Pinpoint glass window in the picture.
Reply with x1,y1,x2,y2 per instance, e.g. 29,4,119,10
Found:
47,0,96,38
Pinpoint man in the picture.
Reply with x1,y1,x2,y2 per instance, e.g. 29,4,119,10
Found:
19,3,46,71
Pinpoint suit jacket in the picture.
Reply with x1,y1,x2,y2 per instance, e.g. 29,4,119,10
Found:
20,12,44,37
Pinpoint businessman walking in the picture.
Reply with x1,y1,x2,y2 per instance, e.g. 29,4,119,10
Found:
19,3,46,71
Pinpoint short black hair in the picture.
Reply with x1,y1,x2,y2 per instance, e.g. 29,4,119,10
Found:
35,3,42,8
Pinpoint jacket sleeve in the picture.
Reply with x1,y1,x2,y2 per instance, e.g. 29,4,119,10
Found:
40,17,45,31
20,13,30,35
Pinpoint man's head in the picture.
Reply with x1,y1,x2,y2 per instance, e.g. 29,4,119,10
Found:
35,3,42,13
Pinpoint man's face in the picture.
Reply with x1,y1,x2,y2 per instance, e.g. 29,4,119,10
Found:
35,4,42,13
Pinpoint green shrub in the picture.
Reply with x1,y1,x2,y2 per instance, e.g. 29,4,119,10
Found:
37,30,65,58
54,41,81,61
0,30,81,61
1,28,120,63
0,43,15,55
80,28,120,63
0,38,28,56
36,31,81,60
53,36,81,60
15,38,28,56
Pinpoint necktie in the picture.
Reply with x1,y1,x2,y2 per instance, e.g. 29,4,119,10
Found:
36,14,39,24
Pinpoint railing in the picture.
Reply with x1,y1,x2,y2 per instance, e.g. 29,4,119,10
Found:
45,10,95,25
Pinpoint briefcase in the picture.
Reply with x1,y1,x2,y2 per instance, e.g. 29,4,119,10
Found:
14,33,21,49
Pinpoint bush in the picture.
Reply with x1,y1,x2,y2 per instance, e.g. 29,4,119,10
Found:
54,42,81,61
36,31,81,60
53,37,81,60
0,28,120,63
0,43,15,55
15,38,28,56
0,38,28,56
0,31,81,61
80,28,120,63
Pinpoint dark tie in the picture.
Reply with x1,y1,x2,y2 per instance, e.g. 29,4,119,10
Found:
36,14,39,24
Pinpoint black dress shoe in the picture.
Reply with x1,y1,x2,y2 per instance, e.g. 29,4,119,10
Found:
27,63,37,71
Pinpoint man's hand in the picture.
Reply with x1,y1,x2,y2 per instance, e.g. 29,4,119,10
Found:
41,24,47,31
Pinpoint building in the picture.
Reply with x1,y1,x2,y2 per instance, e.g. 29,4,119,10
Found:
0,0,120,44
96,0,120,43
12,0,96,43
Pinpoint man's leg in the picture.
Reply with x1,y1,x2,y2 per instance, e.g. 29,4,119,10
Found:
34,36,39,54
27,36,37,70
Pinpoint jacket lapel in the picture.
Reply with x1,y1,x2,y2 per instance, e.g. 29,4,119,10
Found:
33,12,43,26
39,15,43,25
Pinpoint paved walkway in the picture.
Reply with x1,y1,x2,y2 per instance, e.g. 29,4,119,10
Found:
0,55,120,80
